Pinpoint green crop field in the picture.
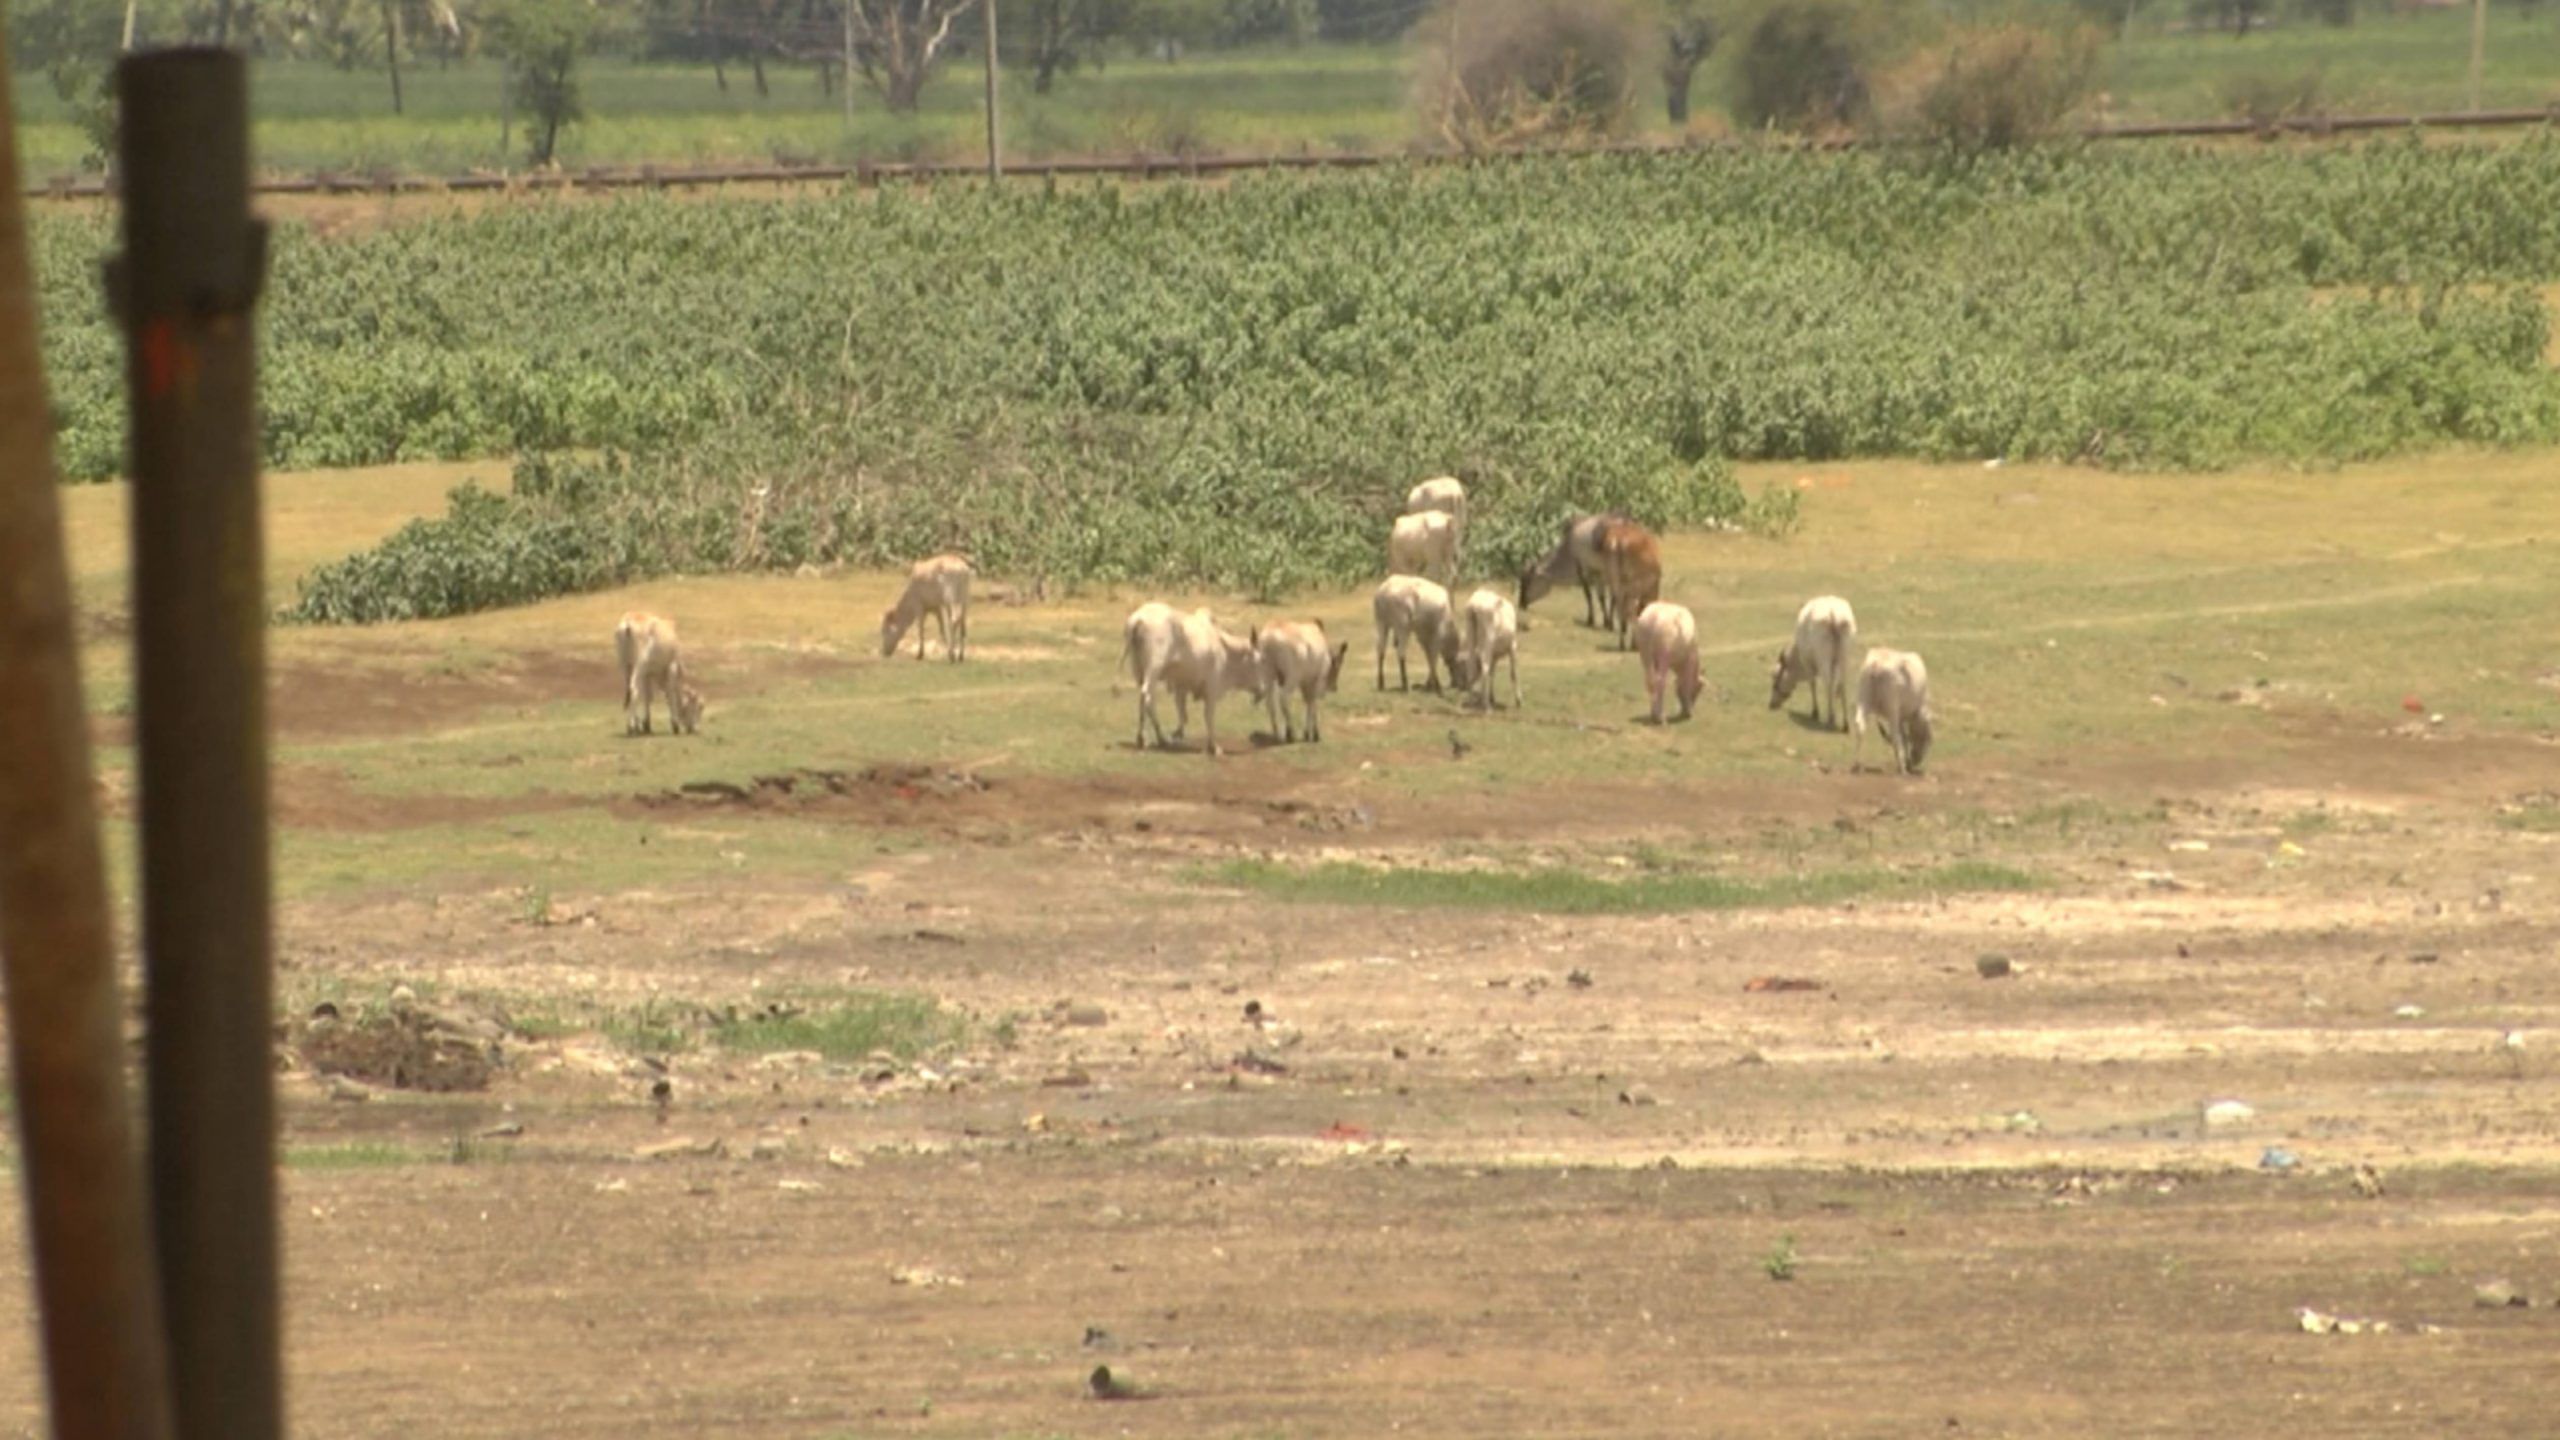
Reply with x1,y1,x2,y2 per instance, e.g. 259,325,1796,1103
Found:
10,6,2560,177
33,140,2560,611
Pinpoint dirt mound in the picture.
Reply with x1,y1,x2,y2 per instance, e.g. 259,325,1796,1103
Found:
288,995,510,1092
655,765,994,809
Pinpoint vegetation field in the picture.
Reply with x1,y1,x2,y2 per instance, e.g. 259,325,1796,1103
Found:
32,140,2560,610
10,6,2560,177
8,441,2559,1436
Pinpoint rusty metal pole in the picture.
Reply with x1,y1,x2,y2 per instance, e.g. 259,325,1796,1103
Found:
0,44,178,1440
105,49,281,1440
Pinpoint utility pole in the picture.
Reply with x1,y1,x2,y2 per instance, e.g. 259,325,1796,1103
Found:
982,0,1000,181
842,0,856,127
108,46,282,1440
385,0,405,115
2468,0,2487,112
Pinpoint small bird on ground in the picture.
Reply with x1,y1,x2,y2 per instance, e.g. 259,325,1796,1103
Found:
1447,728,1472,759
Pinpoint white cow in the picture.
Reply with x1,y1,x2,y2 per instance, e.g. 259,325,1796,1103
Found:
1769,595,1857,730
1404,476,1468,562
1633,601,1702,724
1455,587,1522,711
1255,620,1351,743
1853,647,1934,775
1119,601,1267,757
880,553,973,662
1372,575,1458,693
1387,511,1460,587
614,611,703,736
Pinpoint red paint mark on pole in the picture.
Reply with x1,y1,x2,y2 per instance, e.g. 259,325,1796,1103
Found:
139,319,196,400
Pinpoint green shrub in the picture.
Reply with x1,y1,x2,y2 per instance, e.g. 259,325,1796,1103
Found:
1415,0,1646,151
1900,23,2104,151
1731,0,1877,133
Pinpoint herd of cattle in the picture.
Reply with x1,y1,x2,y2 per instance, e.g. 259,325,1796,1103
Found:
611,476,1937,774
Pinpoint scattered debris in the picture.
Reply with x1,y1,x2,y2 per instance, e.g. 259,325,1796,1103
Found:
777,1179,821,1193
2167,839,2210,853
1975,954,2013,980
909,928,965,945
824,1147,864,1169
2202,1099,2257,1129
2259,1147,2300,1172
1318,1121,1374,1143
890,1266,964,1288
1566,968,1595,990
2393,1004,2426,1020
1618,1085,1659,1108
1063,1003,1110,1028
1744,976,1823,994
2297,1307,2392,1337
477,1121,524,1139
1040,1069,1094,1089
293,993,508,1093
1231,1050,1289,1076
634,1136,723,1161
1088,1364,1145,1401
2474,1279,2527,1309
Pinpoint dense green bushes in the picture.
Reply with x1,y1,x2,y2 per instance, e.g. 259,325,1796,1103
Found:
28,139,2560,618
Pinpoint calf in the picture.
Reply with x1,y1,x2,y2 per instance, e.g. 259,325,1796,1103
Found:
1597,517,1662,651
1455,587,1522,711
1768,595,1857,731
1852,647,1934,775
1633,601,1703,723
1119,601,1267,757
1255,621,1352,742
614,611,703,735
1404,475,1468,561
880,553,973,662
1387,510,1460,587
1372,575,1459,693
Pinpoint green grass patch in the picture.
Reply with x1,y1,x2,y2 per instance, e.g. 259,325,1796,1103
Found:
2497,799,2560,833
285,1141,426,1170
710,993,964,1061
1200,858,2036,914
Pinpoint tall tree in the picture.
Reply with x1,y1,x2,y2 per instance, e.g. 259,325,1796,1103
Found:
1658,0,1718,125
847,0,979,111
1008,0,1135,93
484,0,599,163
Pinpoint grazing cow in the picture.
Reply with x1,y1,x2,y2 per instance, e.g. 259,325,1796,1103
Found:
1454,587,1522,711
1255,621,1352,743
1387,510,1460,587
880,553,973,662
1853,647,1934,775
1119,601,1267,757
1519,512,1625,630
1372,575,1459,693
1633,601,1703,724
1769,595,1858,731
614,611,703,736
1596,517,1662,651
1404,476,1468,562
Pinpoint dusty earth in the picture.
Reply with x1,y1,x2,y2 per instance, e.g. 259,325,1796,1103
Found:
11,654,2560,1440
15,440,2560,1440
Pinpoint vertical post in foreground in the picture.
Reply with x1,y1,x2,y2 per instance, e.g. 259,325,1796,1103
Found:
982,0,1001,181
0,45,177,1440
108,48,280,1440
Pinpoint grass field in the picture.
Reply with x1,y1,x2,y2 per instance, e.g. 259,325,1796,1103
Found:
12,7,2560,176
11,441,2560,1436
